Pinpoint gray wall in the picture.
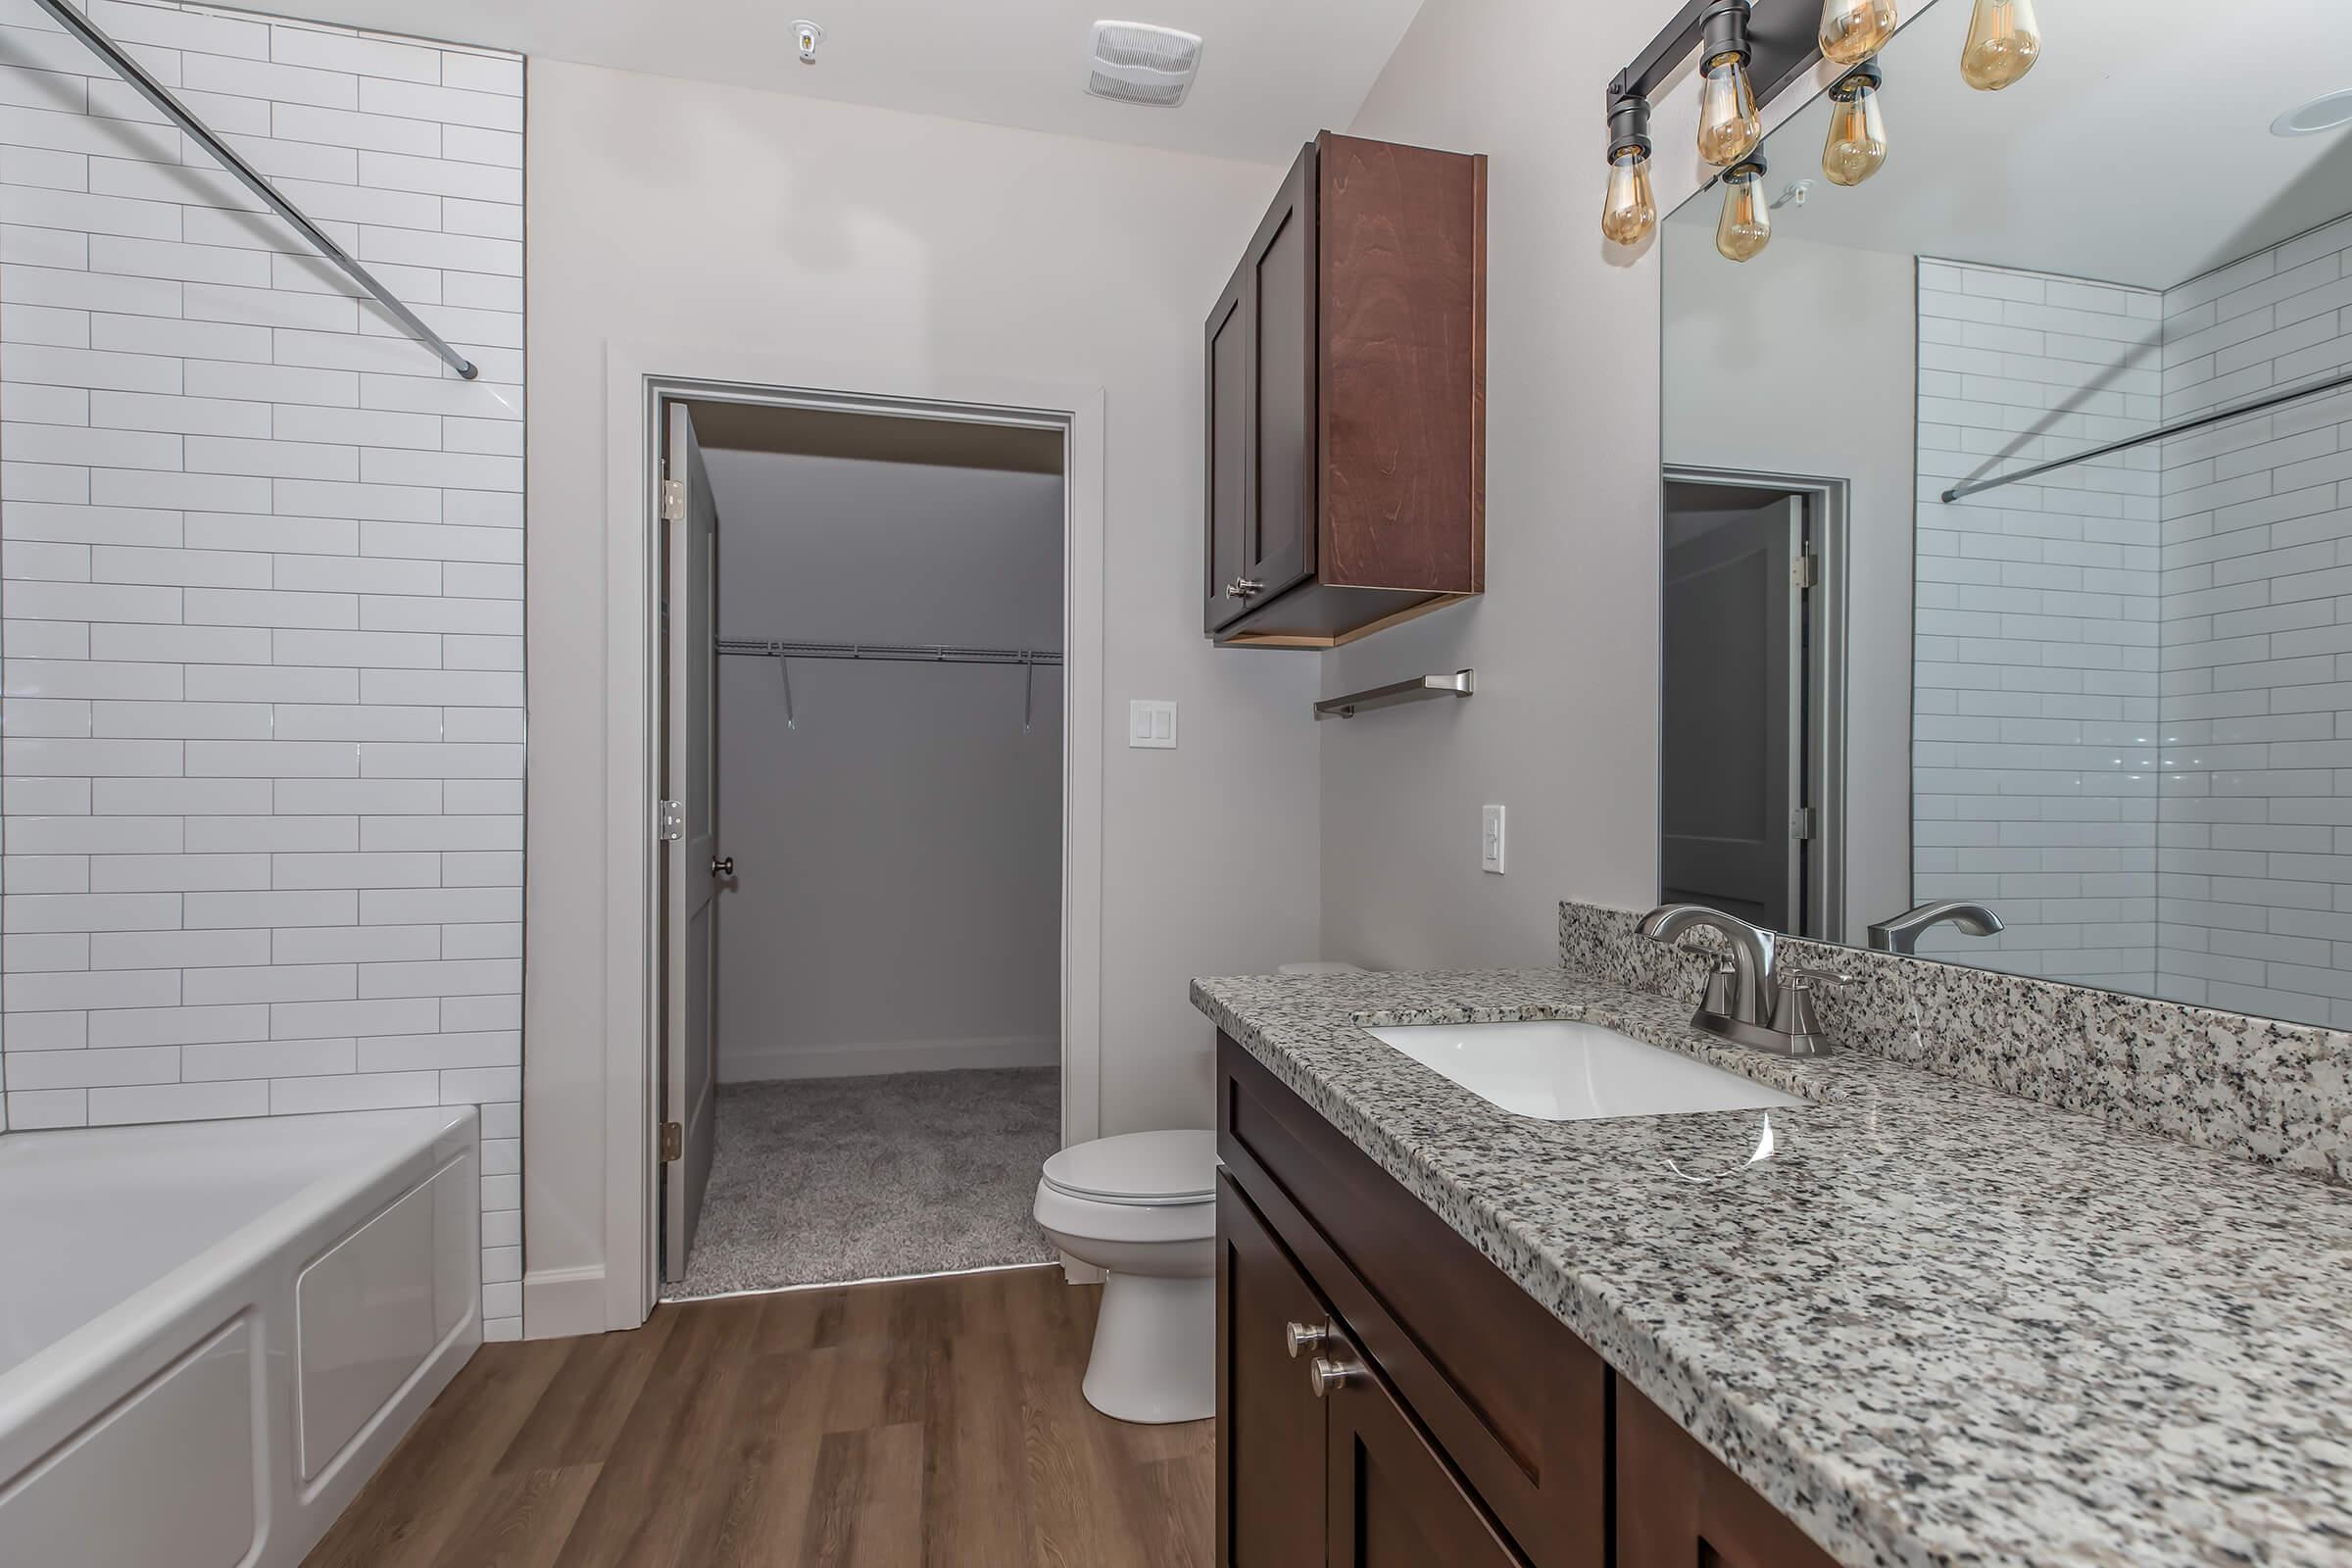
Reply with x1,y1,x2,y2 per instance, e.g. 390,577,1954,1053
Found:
702,449,1062,1080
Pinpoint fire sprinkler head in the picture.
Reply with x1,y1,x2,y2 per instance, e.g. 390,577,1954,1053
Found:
793,20,824,64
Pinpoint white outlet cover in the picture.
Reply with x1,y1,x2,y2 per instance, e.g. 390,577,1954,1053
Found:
1129,699,1177,749
1481,804,1505,874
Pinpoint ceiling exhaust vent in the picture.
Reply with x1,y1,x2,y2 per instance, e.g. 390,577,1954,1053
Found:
1086,21,1202,108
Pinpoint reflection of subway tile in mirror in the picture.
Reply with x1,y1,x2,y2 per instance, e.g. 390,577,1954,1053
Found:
1559,900,2350,1185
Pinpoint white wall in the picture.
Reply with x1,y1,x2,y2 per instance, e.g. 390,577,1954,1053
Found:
521,64,1322,1324
704,449,1061,1081
1661,230,1916,944
0,0,524,1336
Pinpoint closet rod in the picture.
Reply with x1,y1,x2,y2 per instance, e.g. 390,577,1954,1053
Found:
715,638,1062,667
33,0,478,380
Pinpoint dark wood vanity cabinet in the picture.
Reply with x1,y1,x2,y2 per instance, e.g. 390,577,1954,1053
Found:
1215,1032,1840,1568
1203,132,1487,650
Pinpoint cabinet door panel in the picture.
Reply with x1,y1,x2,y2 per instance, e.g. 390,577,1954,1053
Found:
1217,1176,1328,1567
1239,140,1317,608
1616,1378,1839,1568
1327,1345,1526,1568
1204,276,1253,632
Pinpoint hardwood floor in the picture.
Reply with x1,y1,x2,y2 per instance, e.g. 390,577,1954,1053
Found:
305,1265,1213,1568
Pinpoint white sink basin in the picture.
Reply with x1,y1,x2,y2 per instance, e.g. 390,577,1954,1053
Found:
1366,1019,1804,1122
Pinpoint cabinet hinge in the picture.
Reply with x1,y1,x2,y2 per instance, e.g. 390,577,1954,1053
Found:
658,799,684,842
661,479,687,521
1789,807,1817,841
662,1121,683,1161
1790,554,1819,590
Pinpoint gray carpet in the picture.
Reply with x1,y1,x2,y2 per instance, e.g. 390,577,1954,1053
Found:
667,1066,1061,1300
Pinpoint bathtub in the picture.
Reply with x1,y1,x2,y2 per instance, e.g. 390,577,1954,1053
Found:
0,1106,481,1567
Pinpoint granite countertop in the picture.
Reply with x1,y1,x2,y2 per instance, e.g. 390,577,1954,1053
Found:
1191,965,2352,1568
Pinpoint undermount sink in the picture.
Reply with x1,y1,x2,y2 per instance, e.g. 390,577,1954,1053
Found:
1366,1019,1804,1122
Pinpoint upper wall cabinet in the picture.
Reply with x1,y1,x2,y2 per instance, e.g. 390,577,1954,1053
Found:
1204,132,1487,650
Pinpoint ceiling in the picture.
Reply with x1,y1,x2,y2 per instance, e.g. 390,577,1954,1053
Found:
1668,0,2352,289
241,0,1425,165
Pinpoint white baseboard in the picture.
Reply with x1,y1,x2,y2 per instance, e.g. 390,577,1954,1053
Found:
522,1264,612,1339
720,1032,1058,1083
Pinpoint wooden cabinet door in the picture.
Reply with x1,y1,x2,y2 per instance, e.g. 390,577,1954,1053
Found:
1241,139,1317,612
1204,262,1253,633
1325,1347,1527,1568
1616,1379,1839,1568
1216,1176,1328,1567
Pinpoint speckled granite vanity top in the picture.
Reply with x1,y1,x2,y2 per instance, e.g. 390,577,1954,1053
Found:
1191,965,2352,1568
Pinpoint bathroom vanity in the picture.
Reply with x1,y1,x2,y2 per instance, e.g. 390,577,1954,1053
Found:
1196,951,2352,1567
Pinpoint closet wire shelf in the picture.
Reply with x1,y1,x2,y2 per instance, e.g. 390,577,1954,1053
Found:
715,637,1064,730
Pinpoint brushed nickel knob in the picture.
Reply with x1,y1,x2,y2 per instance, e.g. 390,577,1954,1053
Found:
1225,577,1263,599
710,857,734,877
1308,1355,1362,1398
1285,1320,1329,1358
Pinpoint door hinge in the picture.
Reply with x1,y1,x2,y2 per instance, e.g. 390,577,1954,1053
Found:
658,799,684,842
1790,554,1819,590
661,479,686,521
1789,807,1817,841
662,1121,683,1161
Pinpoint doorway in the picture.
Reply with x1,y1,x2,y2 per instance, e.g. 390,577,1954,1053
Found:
1658,467,1849,942
654,387,1072,1299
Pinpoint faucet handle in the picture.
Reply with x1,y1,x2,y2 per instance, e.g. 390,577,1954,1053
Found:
1700,958,1740,1018
1768,971,1836,1051
1777,964,1851,988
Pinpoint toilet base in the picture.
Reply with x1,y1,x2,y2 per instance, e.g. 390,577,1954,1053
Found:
1081,1269,1213,1424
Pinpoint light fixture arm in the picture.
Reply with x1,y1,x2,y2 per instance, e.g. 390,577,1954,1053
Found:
1605,0,1823,124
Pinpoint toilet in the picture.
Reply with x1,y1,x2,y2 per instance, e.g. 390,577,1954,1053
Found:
1034,1128,1217,1424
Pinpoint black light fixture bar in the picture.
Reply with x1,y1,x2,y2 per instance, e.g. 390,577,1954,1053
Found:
1941,370,2352,504
1607,0,1824,119
33,0,478,380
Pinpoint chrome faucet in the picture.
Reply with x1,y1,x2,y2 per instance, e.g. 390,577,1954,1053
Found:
1867,900,2002,956
1638,903,1843,1057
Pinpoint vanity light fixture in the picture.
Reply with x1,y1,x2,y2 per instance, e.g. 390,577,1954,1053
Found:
1715,153,1773,262
1959,0,2040,90
1694,2,1764,167
1600,94,1659,245
1818,0,1896,67
1821,61,1886,184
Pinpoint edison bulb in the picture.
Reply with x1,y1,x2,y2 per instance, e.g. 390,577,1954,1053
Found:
1695,52,1762,166
1600,149,1658,245
1960,0,2040,90
1822,74,1886,185
1715,164,1771,263
1819,0,1897,66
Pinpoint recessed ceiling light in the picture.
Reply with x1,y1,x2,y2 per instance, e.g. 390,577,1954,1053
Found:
2272,88,2352,137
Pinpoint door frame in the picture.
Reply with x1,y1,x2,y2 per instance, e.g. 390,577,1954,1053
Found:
1657,465,1851,945
594,345,1105,1332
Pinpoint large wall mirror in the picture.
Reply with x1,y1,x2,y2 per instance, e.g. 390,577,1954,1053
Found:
1659,0,2352,1022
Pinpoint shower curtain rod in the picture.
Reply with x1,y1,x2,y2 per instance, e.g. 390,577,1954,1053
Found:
1940,368,2352,504
34,0,478,380
715,638,1063,667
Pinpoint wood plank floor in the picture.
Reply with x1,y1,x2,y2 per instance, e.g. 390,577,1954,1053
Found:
305,1265,1213,1568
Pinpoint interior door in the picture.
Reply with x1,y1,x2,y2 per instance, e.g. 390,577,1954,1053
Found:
1660,494,1804,930
662,402,719,1282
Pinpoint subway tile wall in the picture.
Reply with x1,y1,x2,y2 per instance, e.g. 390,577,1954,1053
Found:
0,0,523,1337
1912,260,2167,990
2153,216,2352,1026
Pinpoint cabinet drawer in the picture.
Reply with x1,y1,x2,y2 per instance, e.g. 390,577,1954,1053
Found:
1217,1033,1605,1568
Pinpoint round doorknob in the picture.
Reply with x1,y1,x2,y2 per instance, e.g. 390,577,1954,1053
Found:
1285,1320,1329,1358
710,857,734,877
1307,1355,1362,1398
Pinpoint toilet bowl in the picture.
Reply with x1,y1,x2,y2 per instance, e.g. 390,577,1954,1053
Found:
1034,1129,1216,1424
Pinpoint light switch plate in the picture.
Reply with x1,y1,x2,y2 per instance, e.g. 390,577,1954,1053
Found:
1481,804,1505,874
1129,699,1177,749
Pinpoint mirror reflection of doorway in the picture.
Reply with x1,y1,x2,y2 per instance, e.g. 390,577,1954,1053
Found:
1659,471,1847,941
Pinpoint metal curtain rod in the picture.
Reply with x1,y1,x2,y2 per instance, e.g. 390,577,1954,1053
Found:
715,638,1063,667
34,0,478,380
1940,368,2352,504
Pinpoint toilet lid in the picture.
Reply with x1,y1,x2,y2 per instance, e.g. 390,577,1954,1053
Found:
1042,1130,1217,1206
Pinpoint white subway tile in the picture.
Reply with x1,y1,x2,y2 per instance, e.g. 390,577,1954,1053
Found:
92,466,270,512
271,922,437,964
91,313,273,362
186,738,359,776
88,1079,269,1124
1,182,180,241
272,626,438,667
270,25,441,84
6,931,89,971
182,814,355,853
269,1068,437,1112
6,966,176,1013
93,775,270,812
271,849,438,888
92,699,272,738
355,1028,514,1071
185,280,355,332
3,890,179,932
92,543,270,587
90,389,270,437
182,662,357,706
90,928,269,969
185,585,357,627
273,701,438,741
274,553,437,595
181,358,356,405
183,888,355,929
6,1009,88,1050
90,621,270,662
272,476,438,521
440,124,516,170
361,885,513,925
270,996,435,1039
187,511,356,555
271,101,438,156
357,147,515,202
2,1043,177,1088
182,1035,354,1080
88,233,271,288
273,776,438,814
181,52,357,112
183,962,354,1004
6,341,180,391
